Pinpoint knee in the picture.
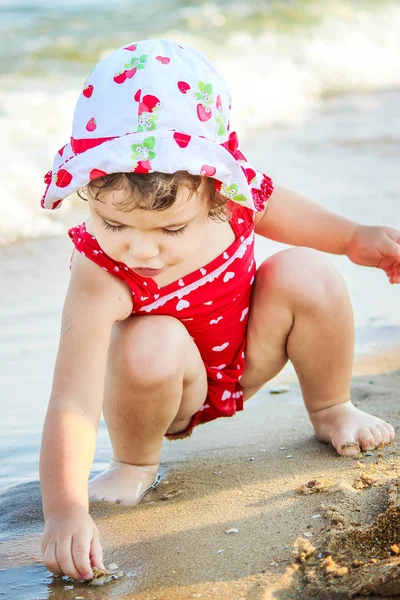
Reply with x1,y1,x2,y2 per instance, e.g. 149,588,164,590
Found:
256,247,349,314
110,315,189,385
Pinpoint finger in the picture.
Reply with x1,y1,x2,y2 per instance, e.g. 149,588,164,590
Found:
43,541,63,577
90,534,105,570
56,538,84,582
384,236,400,262
71,533,94,580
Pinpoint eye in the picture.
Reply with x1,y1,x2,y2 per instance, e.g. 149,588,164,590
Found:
102,220,125,232
163,225,187,236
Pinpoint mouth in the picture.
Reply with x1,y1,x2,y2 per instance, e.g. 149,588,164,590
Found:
131,267,164,277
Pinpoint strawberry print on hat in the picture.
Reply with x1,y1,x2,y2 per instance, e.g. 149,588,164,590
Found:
137,94,161,132
114,52,147,84
200,165,216,176
83,84,94,98
41,39,273,211
156,55,170,64
131,136,156,173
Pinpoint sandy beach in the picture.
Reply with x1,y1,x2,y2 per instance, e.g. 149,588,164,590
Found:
1,361,400,599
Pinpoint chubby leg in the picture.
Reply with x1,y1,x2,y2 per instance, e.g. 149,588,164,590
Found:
89,316,207,504
240,247,395,457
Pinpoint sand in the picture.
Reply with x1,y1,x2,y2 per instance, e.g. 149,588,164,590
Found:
1,354,400,599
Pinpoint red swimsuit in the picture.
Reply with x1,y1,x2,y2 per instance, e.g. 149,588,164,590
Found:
68,201,256,439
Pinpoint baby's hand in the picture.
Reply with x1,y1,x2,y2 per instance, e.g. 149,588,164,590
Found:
346,224,400,284
41,506,104,581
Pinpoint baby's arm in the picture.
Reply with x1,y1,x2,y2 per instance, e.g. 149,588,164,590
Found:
254,185,357,253
40,252,132,581
255,186,400,282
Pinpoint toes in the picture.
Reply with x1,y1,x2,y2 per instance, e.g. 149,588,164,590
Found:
369,426,383,447
333,431,361,457
337,441,361,457
358,427,376,452
383,421,396,442
375,423,391,445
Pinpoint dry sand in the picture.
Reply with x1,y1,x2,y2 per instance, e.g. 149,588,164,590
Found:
1,351,400,600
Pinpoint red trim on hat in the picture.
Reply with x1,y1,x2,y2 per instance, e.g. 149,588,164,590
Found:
220,131,247,161
70,135,118,154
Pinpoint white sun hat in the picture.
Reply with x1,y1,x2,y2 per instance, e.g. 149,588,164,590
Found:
41,38,273,211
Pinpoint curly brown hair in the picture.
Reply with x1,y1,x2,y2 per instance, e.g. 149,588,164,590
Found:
77,171,231,222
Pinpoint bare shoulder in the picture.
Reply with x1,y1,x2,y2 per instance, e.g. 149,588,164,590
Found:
68,250,133,323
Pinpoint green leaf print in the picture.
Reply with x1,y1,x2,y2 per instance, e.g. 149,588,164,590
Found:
142,136,156,150
233,194,247,203
139,54,147,64
217,122,226,136
228,184,238,194
195,92,203,101
204,83,213,95
148,151,156,160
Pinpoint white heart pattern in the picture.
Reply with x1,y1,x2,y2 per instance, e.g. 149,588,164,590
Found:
200,268,207,275
210,316,223,325
176,299,190,311
216,372,223,379
223,271,235,283
240,307,249,322
223,252,229,259
212,342,229,352
204,300,213,305
221,390,232,401
178,279,184,286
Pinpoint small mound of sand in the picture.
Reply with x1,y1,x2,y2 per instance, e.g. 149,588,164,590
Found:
292,480,400,598
296,479,331,495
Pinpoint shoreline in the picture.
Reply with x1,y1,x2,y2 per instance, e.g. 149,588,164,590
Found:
1,365,400,599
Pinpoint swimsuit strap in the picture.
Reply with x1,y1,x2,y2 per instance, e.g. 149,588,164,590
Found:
227,200,255,237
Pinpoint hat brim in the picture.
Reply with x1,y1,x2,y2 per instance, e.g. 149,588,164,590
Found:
42,130,273,212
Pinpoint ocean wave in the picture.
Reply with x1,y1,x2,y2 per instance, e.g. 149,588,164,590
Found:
1,0,400,245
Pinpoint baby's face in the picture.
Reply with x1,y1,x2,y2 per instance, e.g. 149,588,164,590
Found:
87,179,211,277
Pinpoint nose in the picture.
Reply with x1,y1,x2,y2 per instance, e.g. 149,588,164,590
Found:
127,230,160,262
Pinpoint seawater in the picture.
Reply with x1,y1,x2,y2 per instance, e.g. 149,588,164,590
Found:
1,0,400,243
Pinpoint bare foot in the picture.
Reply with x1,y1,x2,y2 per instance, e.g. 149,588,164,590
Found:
88,460,160,505
309,401,395,457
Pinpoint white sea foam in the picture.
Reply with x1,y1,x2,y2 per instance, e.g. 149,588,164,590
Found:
1,3,400,245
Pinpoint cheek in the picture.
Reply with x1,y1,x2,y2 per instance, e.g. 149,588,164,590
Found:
167,224,205,258
93,228,126,258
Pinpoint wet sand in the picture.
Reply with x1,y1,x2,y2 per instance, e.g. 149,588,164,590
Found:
1,359,400,599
